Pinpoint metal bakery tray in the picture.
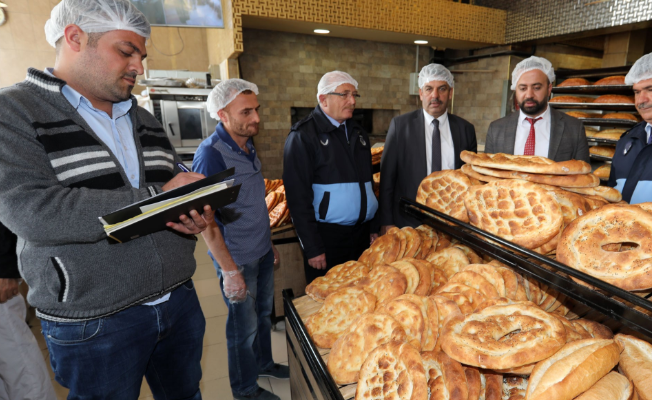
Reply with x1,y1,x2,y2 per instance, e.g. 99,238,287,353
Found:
581,118,637,128
399,198,652,339
589,153,614,162
587,137,619,145
552,85,633,95
550,102,637,111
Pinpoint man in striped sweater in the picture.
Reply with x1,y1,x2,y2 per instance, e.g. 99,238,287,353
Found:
0,1,213,399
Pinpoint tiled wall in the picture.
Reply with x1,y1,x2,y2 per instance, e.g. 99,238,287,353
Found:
239,28,430,179
478,0,652,44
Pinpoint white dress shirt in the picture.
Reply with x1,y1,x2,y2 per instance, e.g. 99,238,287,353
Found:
514,106,552,157
423,109,455,173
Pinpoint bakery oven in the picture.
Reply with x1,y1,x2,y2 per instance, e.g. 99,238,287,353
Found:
147,87,216,157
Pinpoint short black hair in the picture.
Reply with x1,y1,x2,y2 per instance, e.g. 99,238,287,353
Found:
55,31,106,56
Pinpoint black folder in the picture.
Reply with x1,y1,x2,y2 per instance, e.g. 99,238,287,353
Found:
100,168,239,243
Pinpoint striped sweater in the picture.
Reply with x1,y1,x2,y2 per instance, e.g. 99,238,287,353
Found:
0,68,197,321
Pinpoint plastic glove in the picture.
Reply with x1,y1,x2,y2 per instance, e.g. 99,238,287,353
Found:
223,268,248,304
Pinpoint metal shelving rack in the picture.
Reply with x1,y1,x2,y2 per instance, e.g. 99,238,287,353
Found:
283,199,652,400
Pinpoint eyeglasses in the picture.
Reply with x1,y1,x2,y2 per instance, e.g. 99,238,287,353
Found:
326,91,361,99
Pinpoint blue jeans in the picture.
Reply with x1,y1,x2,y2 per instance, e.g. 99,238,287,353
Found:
215,248,275,397
41,280,205,400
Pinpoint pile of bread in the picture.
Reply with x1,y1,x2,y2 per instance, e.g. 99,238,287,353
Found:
301,224,652,400
264,179,291,228
371,146,384,165
565,111,639,122
411,151,652,295
550,94,634,104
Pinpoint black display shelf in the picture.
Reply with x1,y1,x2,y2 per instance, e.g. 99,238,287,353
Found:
555,66,631,80
399,197,652,339
552,84,632,95
587,136,618,145
550,102,636,111
589,153,614,162
283,288,345,400
581,118,637,128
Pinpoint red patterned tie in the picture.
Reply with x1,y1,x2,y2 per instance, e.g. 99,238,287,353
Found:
524,117,542,156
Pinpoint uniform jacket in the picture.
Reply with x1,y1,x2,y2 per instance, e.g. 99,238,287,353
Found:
609,122,652,204
283,105,378,259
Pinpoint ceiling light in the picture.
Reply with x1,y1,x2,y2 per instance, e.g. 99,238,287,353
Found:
314,29,330,34
414,40,428,44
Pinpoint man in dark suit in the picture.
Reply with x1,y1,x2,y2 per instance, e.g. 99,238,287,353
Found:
485,56,589,163
379,64,477,232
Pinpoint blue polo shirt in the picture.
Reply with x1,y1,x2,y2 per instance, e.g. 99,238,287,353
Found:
193,123,271,265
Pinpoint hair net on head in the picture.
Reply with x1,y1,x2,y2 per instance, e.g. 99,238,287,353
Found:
418,64,454,89
316,71,358,102
510,56,555,90
625,53,652,85
207,79,259,120
45,0,151,48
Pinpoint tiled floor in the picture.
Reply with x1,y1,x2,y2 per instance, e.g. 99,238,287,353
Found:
29,235,291,400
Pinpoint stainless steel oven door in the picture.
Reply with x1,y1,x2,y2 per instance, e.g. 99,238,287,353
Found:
161,101,215,152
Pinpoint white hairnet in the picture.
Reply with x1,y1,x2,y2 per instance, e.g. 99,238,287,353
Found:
418,64,454,89
45,0,151,48
625,53,652,85
510,56,555,90
316,71,358,102
207,79,259,120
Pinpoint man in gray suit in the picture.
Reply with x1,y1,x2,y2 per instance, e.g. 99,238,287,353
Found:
379,64,477,232
485,56,589,163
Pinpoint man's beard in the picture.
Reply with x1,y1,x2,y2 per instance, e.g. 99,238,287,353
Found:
234,122,259,138
519,97,547,116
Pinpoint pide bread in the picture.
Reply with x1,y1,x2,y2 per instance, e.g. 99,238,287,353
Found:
305,287,376,348
557,78,592,87
365,233,401,266
436,282,487,312
401,227,422,259
565,111,593,119
461,164,503,183
440,301,566,370
430,295,463,351
590,145,616,158
464,366,502,400
390,261,422,295
355,340,428,400
561,185,622,202
603,112,639,121
542,187,591,226
377,294,438,351
356,265,408,307
269,201,287,227
550,96,590,103
306,261,370,301
461,151,591,175
574,371,635,400
594,75,626,86
416,170,472,222
614,334,652,400
470,165,599,188
421,350,469,400
462,264,507,297
594,94,635,104
593,164,611,180
328,313,407,385
525,339,621,400
464,180,563,249
503,375,528,400
448,270,499,299
557,204,652,291
452,244,483,264
426,247,470,279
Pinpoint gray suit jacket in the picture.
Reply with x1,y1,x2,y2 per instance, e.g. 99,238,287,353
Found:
484,108,590,163
379,110,477,228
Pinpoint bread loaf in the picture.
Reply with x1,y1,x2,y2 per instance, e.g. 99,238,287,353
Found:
602,113,639,121
574,371,635,400
593,94,635,104
593,164,611,180
557,78,592,87
550,96,590,103
594,75,626,86
590,146,616,158
525,338,621,400
615,334,652,400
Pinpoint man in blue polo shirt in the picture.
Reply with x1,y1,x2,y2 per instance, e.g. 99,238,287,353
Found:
193,79,285,400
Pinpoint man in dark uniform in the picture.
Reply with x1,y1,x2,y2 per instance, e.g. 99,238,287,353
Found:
283,71,378,284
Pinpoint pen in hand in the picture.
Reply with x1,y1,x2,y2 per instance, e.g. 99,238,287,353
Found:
176,162,191,172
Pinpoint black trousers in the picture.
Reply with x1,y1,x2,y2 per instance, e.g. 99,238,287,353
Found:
303,222,370,285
